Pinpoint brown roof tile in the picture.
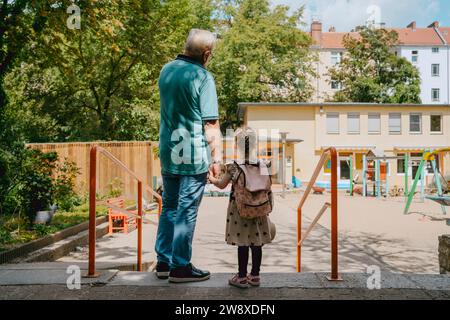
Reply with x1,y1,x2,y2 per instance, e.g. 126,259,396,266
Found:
318,27,445,49
320,32,360,49
394,27,444,46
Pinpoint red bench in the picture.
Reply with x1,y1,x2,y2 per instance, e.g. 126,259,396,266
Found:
107,198,137,234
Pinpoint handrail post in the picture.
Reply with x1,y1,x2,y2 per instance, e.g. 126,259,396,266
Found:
297,147,340,280
328,148,340,281
87,145,99,278
85,145,161,276
137,181,143,272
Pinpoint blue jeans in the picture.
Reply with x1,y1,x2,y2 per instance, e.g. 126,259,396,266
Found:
155,172,207,268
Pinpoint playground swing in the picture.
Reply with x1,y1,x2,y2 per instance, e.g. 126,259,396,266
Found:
404,148,450,215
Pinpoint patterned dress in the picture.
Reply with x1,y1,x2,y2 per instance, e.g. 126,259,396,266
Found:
224,163,273,247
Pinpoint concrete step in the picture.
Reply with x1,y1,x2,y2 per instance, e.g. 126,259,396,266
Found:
0,269,449,300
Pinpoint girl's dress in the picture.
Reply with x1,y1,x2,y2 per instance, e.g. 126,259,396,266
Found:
224,162,273,246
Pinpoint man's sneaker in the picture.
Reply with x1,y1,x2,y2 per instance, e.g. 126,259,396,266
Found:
168,264,210,283
155,261,170,279
228,274,249,289
247,274,260,287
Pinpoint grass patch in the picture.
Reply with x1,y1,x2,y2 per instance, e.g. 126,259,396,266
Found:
0,201,110,252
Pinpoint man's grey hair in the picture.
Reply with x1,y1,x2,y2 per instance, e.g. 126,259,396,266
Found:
184,29,217,60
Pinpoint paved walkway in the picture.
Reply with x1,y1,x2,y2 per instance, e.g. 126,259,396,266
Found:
2,191,450,299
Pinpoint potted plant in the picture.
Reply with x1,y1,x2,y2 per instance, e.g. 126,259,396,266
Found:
34,204,58,225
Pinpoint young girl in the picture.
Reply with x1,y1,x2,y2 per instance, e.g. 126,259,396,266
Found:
208,127,275,289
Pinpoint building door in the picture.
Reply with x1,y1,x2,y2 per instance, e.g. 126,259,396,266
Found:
339,152,352,180
411,153,423,179
340,160,351,180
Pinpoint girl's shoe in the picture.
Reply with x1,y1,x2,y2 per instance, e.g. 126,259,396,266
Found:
247,274,261,287
228,274,249,289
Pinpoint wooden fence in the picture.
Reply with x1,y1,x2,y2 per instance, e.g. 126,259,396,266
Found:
27,141,161,198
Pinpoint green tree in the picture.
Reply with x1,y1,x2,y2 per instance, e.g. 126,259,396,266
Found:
210,0,315,129
328,27,421,103
5,0,208,142
0,0,53,146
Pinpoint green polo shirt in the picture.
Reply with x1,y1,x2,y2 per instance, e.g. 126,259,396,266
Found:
158,55,219,175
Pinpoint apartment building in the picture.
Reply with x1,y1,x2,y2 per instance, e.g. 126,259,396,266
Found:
238,102,450,188
310,21,450,105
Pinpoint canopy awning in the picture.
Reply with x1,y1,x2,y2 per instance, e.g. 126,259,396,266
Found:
224,136,303,144
393,146,450,152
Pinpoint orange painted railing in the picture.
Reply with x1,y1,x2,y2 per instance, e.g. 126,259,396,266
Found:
297,147,340,281
87,145,162,277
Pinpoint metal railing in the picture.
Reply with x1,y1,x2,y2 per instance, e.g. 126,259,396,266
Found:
297,147,340,281
86,145,162,277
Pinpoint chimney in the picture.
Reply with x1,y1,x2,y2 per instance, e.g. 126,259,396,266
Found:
407,21,416,29
428,21,439,28
311,21,323,46
329,26,336,32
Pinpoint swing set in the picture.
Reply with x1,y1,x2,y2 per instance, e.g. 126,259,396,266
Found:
404,148,450,215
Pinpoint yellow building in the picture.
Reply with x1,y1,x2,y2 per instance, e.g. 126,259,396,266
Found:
238,102,450,190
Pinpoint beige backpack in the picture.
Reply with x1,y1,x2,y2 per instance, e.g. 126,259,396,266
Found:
232,161,273,219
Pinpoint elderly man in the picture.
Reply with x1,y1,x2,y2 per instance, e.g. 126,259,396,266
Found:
155,29,222,283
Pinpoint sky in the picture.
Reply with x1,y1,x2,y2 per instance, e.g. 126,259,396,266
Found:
272,0,450,32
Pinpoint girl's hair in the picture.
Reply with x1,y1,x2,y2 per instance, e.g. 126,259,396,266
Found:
235,127,257,164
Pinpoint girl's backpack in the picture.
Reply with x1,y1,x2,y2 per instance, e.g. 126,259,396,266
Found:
232,161,273,219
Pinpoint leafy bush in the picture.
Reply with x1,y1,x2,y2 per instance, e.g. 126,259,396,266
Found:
107,177,124,198
0,144,81,224
33,224,59,237
19,149,57,221
54,159,81,212
0,229,13,245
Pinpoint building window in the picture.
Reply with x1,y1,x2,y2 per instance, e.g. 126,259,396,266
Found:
326,113,339,134
409,113,422,133
347,113,360,134
389,113,402,134
397,153,405,174
432,64,440,77
432,47,439,53
411,50,418,63
430,114,442,133
331,80,342,90
368,113,381,134
411,153,423,177
331,52,342,65
432,88,440,101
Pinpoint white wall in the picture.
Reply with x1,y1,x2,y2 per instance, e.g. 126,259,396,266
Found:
314,45,450,105
398,46,449,104
312,50,344,102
